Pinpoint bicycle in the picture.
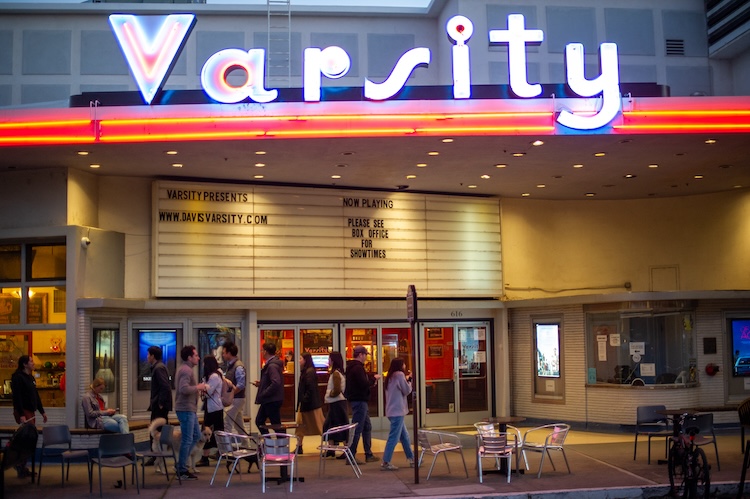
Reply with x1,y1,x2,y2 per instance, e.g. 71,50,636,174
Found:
667,412,711,499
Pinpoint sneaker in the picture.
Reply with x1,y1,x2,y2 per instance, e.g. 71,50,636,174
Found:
381,462,398,471
408,459,415,468
195,457,210,467
179,471,198,481
365,454,379,463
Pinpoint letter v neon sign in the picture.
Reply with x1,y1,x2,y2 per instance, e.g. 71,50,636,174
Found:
109,14,196,104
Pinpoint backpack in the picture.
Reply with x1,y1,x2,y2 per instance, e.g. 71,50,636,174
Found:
221,376,234,407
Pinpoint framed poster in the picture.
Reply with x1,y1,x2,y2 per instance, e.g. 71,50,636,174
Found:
428,345,443,358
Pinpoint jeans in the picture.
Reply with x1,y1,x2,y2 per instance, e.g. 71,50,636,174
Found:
255,401,282,435
349,401,372,457
101,414,129,434
382,416,414,464
176,411,201,474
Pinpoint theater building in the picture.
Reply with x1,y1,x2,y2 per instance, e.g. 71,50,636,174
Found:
0,0,748,432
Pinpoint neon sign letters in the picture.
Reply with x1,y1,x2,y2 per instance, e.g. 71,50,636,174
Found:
110,13,621,130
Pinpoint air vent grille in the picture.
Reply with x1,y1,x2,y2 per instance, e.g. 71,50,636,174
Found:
666,39,685,56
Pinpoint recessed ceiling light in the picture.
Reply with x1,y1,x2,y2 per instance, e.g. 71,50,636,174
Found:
594,152,606,157
521,192,530,197
337,163,348,168
428,151,439,156
331,175,341,179
619,139,633,144
442,138,454,143
417,163,427,167
552,175,563,179
481,175,490,179
171,163,183,168
89,164,100,169
718,164,731,169
512,152,525,157
705,139,716,144
77,151,89,156
468,185,477,189
536,184,546,188
165,150,178,155
255,163,265,167
255,151,266,155
573,164,583,168
734,185,743,188
254,174,264,179
624,174,636,178
585,193,596,197
648,164,659,168
495,164,507,168
341,151,354,156
532,140,544,146
694,175,704,179
406,174,416,179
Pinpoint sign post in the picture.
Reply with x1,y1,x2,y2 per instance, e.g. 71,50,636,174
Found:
406,284,419,484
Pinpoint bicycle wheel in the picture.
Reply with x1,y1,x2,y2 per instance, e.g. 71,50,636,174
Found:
668,444,686,497
684,447,710,499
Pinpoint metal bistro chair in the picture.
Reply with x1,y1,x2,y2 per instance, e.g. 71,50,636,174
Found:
38,425,90,487
90,432,139,497
685,413,720,471
211,431,260,487
476,431,517,483
317,422,361,478
136,423,181,488
521,423,571,478
260,432,300,493
417,429,468,480
739,397,750,453
633,404,672,464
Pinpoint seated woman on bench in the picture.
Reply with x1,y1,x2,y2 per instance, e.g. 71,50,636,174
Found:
82,377,130,433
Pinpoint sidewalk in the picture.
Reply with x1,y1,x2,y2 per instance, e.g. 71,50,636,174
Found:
3,427,748,499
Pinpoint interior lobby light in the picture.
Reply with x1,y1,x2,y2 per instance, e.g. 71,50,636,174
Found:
89,164,101,169
172,163,183,168
165,150,178,155
573,164,583,168
77,151,89,156
532,140,544,146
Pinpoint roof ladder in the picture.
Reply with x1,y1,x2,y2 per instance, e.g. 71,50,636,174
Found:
267,0,291,88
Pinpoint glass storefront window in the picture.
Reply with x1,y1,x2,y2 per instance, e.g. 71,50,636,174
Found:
260,328,296,421
301,328,333,411
0,241,68,409
27,286,66,324
0,288,21,325
0,245,21,281
33,329,67,408
27,244,66,280
458,326,488,411
197,326,238,379
586,303,696,386
345,327,380,417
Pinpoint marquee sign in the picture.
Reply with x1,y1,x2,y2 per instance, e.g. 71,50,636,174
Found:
110,13,621,131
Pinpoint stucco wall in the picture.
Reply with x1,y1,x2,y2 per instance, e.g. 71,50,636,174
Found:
501,189,750,300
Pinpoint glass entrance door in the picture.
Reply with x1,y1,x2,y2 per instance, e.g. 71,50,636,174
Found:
422,322,490,426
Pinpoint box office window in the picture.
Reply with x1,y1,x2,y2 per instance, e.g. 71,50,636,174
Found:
586,303,696,386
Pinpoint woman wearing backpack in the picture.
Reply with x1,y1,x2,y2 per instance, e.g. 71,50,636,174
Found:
196,355,225,467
